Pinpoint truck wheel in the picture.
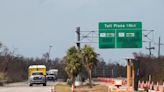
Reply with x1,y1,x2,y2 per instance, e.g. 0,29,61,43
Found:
43,83,46,86
29,83,33,86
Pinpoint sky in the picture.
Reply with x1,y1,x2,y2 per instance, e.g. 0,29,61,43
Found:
0,0,164,65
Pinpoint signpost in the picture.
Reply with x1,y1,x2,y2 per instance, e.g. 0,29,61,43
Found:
99,22,142,48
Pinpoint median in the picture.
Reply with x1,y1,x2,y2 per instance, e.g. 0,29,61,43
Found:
51,82,108,92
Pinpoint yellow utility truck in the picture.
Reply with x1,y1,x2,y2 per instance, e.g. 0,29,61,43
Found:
28,65,47,86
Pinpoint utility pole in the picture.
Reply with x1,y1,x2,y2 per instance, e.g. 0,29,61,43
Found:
158,37,161,58
154,36,164,58
149,42,152,56
76,27,80,50
146,41,155,56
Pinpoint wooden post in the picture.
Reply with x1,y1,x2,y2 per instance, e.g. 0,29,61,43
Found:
127,59,131,91
132,62,135,88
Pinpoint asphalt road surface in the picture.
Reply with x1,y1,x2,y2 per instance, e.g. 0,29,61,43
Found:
0,81,57,92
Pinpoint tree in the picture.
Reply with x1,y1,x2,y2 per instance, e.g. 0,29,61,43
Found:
64,46,82,87
82,45,97,88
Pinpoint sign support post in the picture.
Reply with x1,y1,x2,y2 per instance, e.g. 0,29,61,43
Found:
127,59,132,91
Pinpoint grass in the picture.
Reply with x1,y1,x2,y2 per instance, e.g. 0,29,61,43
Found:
53,82,108,92
53,83,71,92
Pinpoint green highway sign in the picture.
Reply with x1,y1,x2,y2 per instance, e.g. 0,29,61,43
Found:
99,22,142,48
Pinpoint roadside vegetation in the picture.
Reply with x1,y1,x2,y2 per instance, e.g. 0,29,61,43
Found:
134,53,164,83
64,45,98,88
64,46,82,87
0,42,67,83
1,42,163,85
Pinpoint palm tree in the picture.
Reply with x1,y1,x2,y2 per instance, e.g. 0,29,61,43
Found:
64,46,82,87
82,45,97,88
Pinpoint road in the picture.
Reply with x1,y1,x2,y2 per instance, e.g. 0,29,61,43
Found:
0,81,57,92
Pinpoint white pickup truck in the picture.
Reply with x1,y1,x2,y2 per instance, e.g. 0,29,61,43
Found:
46,69,58,81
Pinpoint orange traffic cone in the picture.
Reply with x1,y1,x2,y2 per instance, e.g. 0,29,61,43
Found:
156,81,159,91
72,84,74,92
51,86,53,92
141,81,145,89
146,81,148,89
151,81,154,90
147,81,150,89
138,80,141,88
162,82,164,92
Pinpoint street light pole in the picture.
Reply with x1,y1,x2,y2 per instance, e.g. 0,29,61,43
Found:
48,45,52,62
